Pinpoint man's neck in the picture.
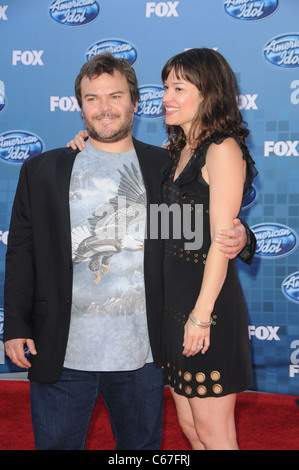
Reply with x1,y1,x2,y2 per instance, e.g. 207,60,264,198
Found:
88,135,135,153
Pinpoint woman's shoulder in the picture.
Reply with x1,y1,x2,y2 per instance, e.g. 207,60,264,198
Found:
200,133,249,160
200,133,258,196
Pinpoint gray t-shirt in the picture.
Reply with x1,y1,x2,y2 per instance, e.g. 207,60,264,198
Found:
63,141,153,371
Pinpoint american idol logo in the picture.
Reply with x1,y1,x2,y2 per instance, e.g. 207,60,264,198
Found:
252,223,298,259
264,34,299,68
242,184,258,211
224,0,279,21
0,131,44,164
136,86,164,119
282,272,299,304
49,0,100,26
85,39,138,65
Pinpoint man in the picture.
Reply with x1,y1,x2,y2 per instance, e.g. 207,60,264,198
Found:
4,53,255,450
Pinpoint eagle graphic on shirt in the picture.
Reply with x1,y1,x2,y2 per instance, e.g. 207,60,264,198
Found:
71,163,146,284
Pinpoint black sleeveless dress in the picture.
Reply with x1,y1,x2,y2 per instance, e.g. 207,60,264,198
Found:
162,134,257,398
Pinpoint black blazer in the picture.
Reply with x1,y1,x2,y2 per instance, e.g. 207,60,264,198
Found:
4,138,169,383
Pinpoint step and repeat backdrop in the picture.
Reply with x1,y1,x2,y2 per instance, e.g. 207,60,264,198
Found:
0,0,298,395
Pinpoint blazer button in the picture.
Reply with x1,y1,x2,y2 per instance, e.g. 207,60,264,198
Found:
69,262,72,270
66,299,71,305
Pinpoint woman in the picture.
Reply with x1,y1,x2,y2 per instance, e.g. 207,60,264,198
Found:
67,48,257,450
160,48,257,450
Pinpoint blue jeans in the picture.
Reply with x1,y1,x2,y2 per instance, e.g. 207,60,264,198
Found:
30,363,164,450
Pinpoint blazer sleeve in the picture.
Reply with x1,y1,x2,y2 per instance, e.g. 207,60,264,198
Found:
237,219,256,265
3,161,35,341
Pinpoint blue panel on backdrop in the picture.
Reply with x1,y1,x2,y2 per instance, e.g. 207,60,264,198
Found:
0,0,298,395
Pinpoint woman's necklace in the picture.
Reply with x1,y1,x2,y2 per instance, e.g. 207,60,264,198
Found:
175,146,195,178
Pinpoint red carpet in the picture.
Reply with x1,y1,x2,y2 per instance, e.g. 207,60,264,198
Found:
0,380,298,450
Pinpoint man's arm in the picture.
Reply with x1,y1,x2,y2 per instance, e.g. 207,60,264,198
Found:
4,161,37,367
216,218,256,265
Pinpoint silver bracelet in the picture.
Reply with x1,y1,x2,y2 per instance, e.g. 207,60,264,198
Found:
188,312,213,328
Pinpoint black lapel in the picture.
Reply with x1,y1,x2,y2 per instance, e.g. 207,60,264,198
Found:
133,138,156,196
55,148,80,248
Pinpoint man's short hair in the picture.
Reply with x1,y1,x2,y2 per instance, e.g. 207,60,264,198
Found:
75,53,140,108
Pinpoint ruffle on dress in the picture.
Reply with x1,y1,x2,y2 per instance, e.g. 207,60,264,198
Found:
160,133,258,199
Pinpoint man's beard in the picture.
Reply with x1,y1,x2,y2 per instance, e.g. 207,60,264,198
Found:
82,108,135,144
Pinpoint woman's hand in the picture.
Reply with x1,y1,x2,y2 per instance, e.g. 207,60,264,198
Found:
182,319,210,356
66,130,88,150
